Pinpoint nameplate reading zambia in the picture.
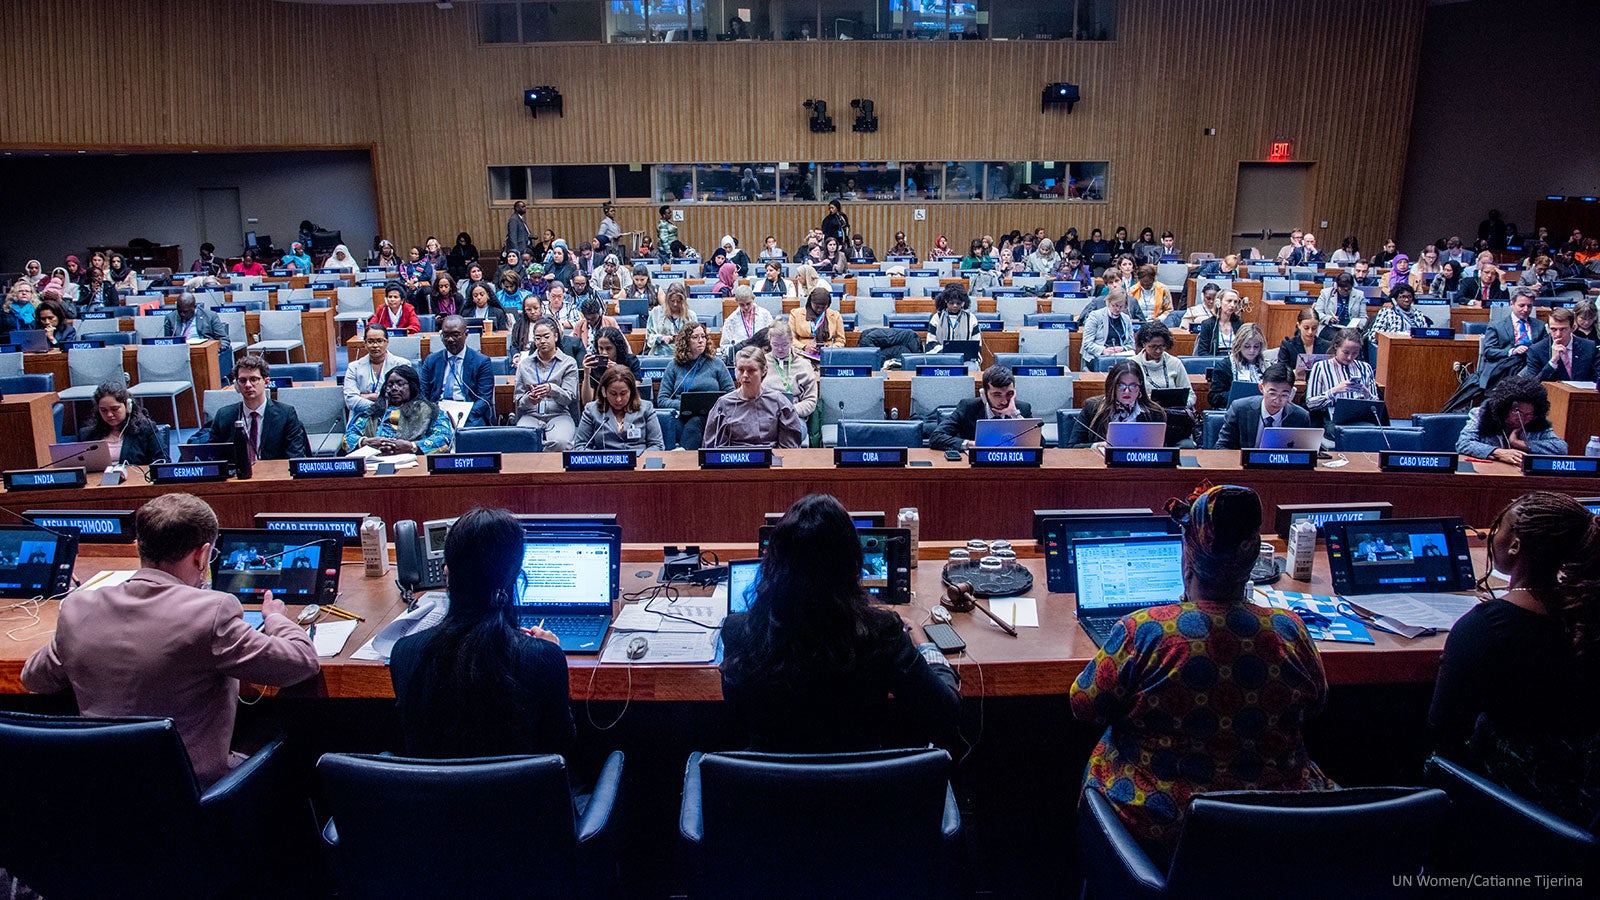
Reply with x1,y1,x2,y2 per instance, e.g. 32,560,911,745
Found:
151,462,231,483
1380,451,1458,473
1522,454,1600,477
1241,448,1317,470
428,453,504,474
1104,447,1178,468
834,447,909,468
563,451,636,472
25,509,136,543
821,366,872,378
289,457,365,479
2,468,88,491
971,447,1045,467
699,448,773,469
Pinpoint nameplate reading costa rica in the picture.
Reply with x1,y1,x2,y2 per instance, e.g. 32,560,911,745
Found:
971,447,1045,467
428,453,504,474
699,448,773,469
562,451,636,472
1522,454,1600,477
289,457,364,479
1103,447,1178,468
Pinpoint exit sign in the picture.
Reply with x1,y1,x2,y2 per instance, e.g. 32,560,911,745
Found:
1269,141,1294,161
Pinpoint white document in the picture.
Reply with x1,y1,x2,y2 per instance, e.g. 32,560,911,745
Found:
309,619,359,657
350,637,386,662
1347,593,1480,631
1560,381,1597,390
438,400,474,429
599,629,719,664
612,600,720,633
986,598,1039,628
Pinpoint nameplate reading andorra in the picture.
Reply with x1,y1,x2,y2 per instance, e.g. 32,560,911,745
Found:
428,453,504,474
1380,451,1458,473
563,451,636,472
1241,448,1317,470
2,468,88,491
971,447,1045,467
151,462,231,484
833,447,909,468
1103,447,1178,469
699,448,774,469
24,509,137,543
289,457,365,479
1522,454,1600,477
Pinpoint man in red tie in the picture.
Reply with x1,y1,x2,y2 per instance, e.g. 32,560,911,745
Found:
1477,288,1547,392
193,355,311,460
1521,307,1597,382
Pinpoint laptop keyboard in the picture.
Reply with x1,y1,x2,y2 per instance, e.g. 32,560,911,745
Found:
1079,617,1118,648
519,614,608,642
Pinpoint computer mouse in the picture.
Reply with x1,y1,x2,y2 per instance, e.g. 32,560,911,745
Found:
626,635,650,660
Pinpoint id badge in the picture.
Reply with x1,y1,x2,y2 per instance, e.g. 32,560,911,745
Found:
626,424,643,440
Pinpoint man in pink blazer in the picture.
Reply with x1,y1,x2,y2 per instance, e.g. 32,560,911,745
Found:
22,493,320,786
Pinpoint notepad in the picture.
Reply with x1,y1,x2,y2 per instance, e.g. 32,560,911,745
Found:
310,619,359,657
986,598,1039,628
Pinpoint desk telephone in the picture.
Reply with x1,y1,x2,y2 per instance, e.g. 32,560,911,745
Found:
393,517,456,593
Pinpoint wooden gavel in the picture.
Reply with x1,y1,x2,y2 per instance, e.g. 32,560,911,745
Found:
941,581,1018,637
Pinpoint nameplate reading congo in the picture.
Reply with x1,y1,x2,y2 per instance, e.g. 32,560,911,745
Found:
151,462,231,483
1408,327,1455,340
289,457,365,479
563,451,636,472
1379,451,1458,473
971,447,1045,467
2,468,88,491
1241,448,1317,470
1522,454,1600,477
833,447,909,468
699,448,774,469
1103,447,1178,468
428,453,504,474
24,509,137,543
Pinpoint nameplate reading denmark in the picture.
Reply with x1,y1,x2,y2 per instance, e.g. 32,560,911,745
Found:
971,447,1045,467
833,447,909,468
151,462,231,483
1379,451,1458,473
1104,447,1178,468
563,451,636,472
1241,448,1317,470
428,453,504,474
699,448,773,469
2,468,88,491
1522,454,1600,477
289,457,365,479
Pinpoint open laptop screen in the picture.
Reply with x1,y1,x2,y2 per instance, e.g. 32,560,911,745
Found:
1073,535,1184,614
517,538,614,612
727,558,761,614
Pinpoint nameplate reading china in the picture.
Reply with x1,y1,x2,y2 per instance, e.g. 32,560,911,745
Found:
563,451,637,472
254,513,367,546
699,448,774,469
971,447,1045,467
1380,451,1458,473
428,453,504,474
289,457,365,479
151,462,231,483
2,468,88,491
1104,447,1178,468
23,509,136,543
1408,327,1455,340
1241,448,1317,470
1521,454,1600,477
833,447,910,468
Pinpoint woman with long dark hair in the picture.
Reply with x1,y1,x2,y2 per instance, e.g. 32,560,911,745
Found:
79,381,166,466
1069,358,1167,448
389,507,574,758
720,494,959,751
1430,491,1600,825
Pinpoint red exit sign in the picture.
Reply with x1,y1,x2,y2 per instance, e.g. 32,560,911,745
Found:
1269,141,1294,161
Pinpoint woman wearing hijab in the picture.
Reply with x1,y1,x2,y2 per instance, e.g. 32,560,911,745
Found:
21,260,45,289
712,261,739,299
543,244,577,290
107,253,137,292
324,244,362,273
343,364,453,455
1383,254,1412,297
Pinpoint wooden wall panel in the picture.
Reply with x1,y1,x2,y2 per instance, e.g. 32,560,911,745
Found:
0,0,1425,262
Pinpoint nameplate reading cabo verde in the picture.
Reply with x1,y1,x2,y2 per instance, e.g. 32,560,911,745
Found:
563,451,636,472
1379,451,1457,473
699,448,773,469
289,457,364,478
1522,454,1600,477
1103,447,1178,468
971,447,1044,467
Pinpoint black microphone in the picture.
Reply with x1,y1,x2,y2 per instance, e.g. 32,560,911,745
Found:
0,505,77,540
991,419,1045,448
44,443,101,468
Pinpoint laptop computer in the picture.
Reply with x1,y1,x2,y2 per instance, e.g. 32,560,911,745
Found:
1331,397,1390,426
47,441,113,470
974,417,1044,448
726,558,761,615
514,534,617,653
679,390,723,419
939,340,982,363
1150,387,1190,409
1260,427,1326,451
1106,421,1166,448
1072,534,1186,647
1227,381,1263,404
7,330,49,353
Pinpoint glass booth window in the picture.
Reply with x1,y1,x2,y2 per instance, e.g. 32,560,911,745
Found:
697,164,777,202
986,161,1107,200
655,164,696,201
822,163,902,202
944,162,983,200
778,164,818,202
903,162,945,200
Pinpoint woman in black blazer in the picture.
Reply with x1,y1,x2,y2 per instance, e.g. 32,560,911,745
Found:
1194,289,1244,357
1278,307,1330,373
77,382,167,466
1069,358,1169,448
1207,323,1268,409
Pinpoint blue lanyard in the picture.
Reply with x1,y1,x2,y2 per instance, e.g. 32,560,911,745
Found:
685,358,703,386
532,355,554,386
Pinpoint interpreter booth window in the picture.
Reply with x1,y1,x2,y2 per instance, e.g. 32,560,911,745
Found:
777,164,819,202
697,164,778,202
704,0,773,39
655,164,696,202
478,2,605,42
535,165,613,200
613,165,652,199
607,0,709,42
823,163,902,202
986,162,1108,201
903,163,946,200
488,166,531,202
810,1,895,40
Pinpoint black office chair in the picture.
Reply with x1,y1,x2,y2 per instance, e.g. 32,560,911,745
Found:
1423,755,1596,881
1078,785,1449,899
1409,413,1470,453
0,710,297,900
454,424,545,453
838,419,925,448
270,361,325,383
1332,425,1426,452
679,748,964,900
317,751,624,900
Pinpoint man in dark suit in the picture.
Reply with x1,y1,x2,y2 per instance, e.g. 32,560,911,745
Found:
929,366,1035,452
419,315,496,428
163,292,230,348
1216,364,1311,450
1477,288,1547,391
505,200,532,258
193,355,310,460
1521,307,1596,382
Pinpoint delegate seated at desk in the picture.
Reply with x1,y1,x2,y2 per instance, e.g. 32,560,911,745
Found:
344,326,411,416
78,382,168,466
343,365,454,455
1304,328,1377,412
194,355,310,461
1216,363,1310,450
1475,289,1546,392
418,315,496,428
163,291,229,347
1456,375,1567,464
702,347,805,449
20,493,319,787
1520,307,1597,383
929,365,1033,452
1069,358,1169,448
